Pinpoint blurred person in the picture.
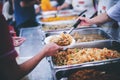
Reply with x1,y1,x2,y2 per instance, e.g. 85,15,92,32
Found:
0,11,62,80
13,0,40,36
2,0,26,47
57,0,97,17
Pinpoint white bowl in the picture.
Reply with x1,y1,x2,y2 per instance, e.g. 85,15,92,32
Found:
44,35,75,47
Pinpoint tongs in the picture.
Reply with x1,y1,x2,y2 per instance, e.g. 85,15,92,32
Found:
64,11,97,34
77,9,87,16
64,19,82,34
62,11,98,50
63,10,87,34
64,15,86,34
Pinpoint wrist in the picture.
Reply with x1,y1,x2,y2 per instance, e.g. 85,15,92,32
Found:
38,50,46,58
89,18,95,25
40,48,49,57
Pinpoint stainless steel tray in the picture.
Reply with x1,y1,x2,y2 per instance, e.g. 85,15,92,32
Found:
45,28,112,42
38,19,76,25
41,9,79,16
41,20,75,31
49,40,120,80
36,15,77,24
55,62,120,80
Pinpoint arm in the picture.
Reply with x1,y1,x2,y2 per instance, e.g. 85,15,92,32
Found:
57,2,70,10
90,13,112,25
78,13,112,27
0,13,62,80
2,43,62,80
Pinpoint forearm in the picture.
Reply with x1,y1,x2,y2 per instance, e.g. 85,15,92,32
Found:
18,50,46,77
60,3,69,9
1,43,61,80
2,50,46,80
90,13,112,25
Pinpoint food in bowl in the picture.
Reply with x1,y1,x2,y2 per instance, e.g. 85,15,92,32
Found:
45,33,75,46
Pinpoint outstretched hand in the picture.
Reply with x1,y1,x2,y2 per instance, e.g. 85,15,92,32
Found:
43,43,63,56
12,37,26,47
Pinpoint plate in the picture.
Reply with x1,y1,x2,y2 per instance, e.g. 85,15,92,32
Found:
44,35,75,47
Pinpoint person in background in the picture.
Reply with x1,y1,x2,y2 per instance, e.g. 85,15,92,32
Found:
78,1,120,26
57,0,97,18
2,0,26,47
13,0,40,36
0,10,62,80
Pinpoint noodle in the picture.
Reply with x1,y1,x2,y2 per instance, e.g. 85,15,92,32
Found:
53,48,120,66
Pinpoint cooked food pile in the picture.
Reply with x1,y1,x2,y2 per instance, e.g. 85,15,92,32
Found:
72,32,106,42
68,69,120,80
50,33,73,46
53,48,120,66
41,16,77,22
42,24,72,31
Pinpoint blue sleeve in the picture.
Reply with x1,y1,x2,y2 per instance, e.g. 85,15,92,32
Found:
107,1,120,22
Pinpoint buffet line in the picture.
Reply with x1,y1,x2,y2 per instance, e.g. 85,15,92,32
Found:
36,9,120,80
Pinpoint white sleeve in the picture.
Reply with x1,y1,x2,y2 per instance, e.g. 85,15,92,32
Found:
65,0,72,5
107,1,120,22
2,2,13,20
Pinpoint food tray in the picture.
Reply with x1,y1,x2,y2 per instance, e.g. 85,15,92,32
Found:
49,40,120,69
49,40,120,80
37,16,76,24
45,28,112,42
42,11,57,16
55,62,120,80
41,9,79,16
36,13,78,24
41,20,75,31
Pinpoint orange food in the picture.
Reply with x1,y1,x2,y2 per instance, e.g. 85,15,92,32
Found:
40,0,56,11
41,16,77,22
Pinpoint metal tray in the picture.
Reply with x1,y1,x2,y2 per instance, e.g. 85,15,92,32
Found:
42,11,57,16
41,9,79,16
36,14,77,24
55,62,120,80
49,40,120,80
41,20,75,31
45,28,112,42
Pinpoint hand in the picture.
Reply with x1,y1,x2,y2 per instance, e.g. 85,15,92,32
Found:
77,16,93,27
57,6,62,10
12,37,26,47
42,43,63,56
